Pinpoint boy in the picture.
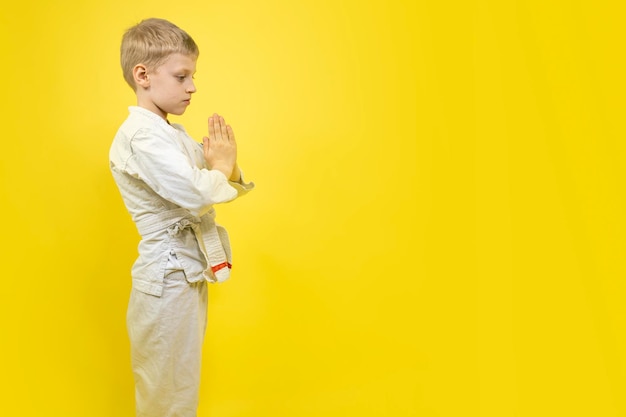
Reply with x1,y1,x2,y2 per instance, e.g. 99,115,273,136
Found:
109,18,254,417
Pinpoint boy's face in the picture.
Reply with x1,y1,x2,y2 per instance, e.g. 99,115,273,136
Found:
138,53,197,119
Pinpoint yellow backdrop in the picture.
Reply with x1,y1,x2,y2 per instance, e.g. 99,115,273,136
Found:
1,0,624,416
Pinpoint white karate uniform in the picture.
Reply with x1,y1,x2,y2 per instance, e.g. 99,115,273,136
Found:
109,106,253,417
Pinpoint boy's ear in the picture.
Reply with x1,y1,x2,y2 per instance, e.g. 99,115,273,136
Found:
133,64,150,88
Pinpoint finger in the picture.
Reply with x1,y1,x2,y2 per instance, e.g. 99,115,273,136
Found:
213,114,223,141
219,116,228,141
208,117,215,140
226,125,235,143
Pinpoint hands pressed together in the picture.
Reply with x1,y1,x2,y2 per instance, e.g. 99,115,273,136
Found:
202,113,240,182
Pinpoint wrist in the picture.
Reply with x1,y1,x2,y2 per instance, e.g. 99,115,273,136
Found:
211,163,233,179
229,164,241,182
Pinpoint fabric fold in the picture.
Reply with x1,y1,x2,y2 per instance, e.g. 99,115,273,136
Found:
135,208,232,283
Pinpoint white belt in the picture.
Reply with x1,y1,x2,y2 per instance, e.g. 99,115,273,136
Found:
135,208,231,283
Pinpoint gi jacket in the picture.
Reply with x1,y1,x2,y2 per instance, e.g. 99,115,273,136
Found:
109,106,253,296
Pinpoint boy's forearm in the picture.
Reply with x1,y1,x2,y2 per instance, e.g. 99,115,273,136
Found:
209,163,234,180
209,163,241,183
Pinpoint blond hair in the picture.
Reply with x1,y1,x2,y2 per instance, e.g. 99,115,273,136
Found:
120,18,199,90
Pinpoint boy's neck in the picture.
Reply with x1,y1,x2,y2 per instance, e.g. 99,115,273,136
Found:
135,88,169,121
136,102,169,122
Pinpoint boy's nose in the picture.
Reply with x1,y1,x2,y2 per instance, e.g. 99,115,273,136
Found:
186,81,196,93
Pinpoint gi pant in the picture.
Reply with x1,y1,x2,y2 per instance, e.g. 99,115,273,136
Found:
127,269,208,417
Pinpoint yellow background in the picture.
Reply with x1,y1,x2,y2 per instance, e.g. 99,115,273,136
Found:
0,0,624,416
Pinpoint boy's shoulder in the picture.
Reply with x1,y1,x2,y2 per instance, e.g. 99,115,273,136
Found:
114,107,191,148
